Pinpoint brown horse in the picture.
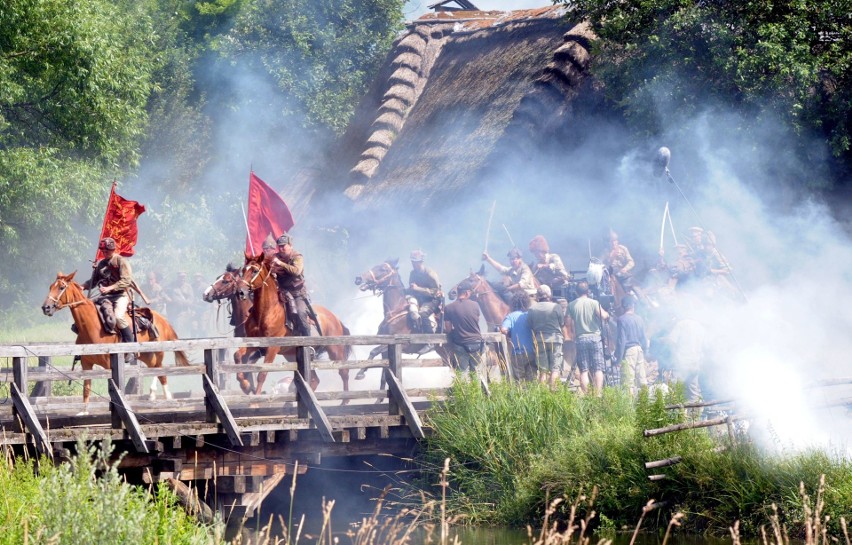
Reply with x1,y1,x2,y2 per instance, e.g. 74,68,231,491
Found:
201,265,266,392
447,265,510,331
42,272,190,412
239,255,352,398
354,259,451,387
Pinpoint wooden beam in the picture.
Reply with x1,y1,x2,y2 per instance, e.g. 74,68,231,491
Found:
382,369,425,439
292,371,335,443
387,343,402,415
237,472,287,519
644,415,747,437
10,383,51,458
202,375,243,447
163,478,215,524
645,456,682,469
107,379,150,454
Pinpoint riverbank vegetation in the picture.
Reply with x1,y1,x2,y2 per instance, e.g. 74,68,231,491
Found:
420,380,852,536
0,440,223,544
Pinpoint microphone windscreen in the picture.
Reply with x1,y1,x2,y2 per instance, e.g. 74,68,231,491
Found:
654,147,671,177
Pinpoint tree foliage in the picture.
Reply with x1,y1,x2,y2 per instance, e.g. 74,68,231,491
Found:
214,0,405,134
564,0,852,186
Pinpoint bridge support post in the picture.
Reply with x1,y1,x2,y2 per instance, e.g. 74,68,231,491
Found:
31,356,52,397
296,346,312,419
387,343,402,415
110,353,124,429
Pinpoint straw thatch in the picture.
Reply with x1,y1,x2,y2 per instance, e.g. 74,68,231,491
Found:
322,5,598,210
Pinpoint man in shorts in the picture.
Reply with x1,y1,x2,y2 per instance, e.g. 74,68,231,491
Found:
527,285,565,388
568,281,609,395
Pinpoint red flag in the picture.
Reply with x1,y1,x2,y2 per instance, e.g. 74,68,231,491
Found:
245,172,294,254
96,182,146,261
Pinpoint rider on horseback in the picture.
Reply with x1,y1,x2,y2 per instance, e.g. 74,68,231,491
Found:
482,247,536,304
604,229,635,291
82,237,137,361
269,232,313,336
405,249,443,334
529,235,571,291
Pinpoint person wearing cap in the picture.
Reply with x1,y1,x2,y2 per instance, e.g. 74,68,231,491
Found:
527,284,565,388
665,244,697,289
568,280,610,396
405,249,443,335
615,295,648,397
482,248,536,303
529,235,570,292
261,235,277,259
269,232,312,336
603,230,635,288
443,279,484,376
82,237,136,357
500,291,535,383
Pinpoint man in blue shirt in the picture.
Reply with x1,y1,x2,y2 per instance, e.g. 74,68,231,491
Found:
615,295,648,397
500,291,535,383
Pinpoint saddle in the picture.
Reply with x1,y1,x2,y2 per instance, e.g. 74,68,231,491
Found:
73,301,159,338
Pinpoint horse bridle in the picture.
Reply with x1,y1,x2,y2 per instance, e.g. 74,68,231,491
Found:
242,261,272,297
46,279,84,310
207,271,248,300
458,274,494,302
362,262,401,295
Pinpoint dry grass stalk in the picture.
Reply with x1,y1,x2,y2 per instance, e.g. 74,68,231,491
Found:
730,520,742,545
628,499,655,545
661,512,684,545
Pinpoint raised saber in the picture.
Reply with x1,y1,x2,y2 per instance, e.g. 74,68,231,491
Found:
502,224,516,248
659,202,669,253
483,200,496,254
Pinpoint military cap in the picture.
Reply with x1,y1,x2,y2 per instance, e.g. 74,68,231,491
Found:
276,233,292,246
507,247,523,259
458,279,475,293
688,226,704,234
262,239,276,250
410,249,426,262
98,237,116,251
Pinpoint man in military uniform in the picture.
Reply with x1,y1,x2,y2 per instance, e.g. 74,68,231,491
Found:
528,235,570,293
82,237,136,360
687,226,709,277
405,249,442,334
604,230,635,289
482,247,536,303
261,236,277,259
269,232,312,336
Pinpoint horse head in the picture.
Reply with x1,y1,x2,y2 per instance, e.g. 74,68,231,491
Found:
354,258,400,293
240,254,272,295
42,271,78,316
203,264,245,303
447,265,489,302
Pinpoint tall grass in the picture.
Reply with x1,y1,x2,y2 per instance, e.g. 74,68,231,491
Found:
0,439,224,545
420,380,852,536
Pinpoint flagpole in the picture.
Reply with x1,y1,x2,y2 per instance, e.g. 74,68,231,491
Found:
94,181,117,264
240,198,255,256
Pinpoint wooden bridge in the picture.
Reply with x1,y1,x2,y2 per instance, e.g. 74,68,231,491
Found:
0,332,508,529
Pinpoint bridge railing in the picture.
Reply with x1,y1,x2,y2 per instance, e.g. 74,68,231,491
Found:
0,332,509,457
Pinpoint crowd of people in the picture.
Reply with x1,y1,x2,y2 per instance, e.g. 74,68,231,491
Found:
84,224,731,403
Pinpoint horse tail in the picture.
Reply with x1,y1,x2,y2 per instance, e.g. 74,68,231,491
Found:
153,311,191,366
175,351,191,367
342,324,353,361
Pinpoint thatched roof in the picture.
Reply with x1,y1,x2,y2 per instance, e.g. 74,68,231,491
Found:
327,5,597,210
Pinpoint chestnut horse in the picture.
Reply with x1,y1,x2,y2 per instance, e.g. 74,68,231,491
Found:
239,255,352,398
354,259,450,381
42,272,190,412
201,266,265,392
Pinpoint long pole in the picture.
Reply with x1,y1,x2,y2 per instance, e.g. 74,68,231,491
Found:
659,202,668,253
483,200,496,253
241,199,255,256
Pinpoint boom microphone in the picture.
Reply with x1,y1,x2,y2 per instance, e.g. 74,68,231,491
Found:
654,146,671,179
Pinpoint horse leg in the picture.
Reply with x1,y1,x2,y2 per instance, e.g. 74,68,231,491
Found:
234,347,254,395
310,370,320,391
335,346,350,406
357,345,386,381
254,347,279,395
78,378,92,416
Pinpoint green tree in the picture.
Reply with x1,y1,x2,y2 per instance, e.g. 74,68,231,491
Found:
214,0,405,135
0,0,158,306
563,0,852,187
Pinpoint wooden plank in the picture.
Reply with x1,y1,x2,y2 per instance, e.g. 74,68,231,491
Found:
107,379,150,454
644,415,748,437
239,473,288,519
12,357,26,393
9,383,51,458
292,371,334,443
296,346,311,420
0,332,504,358
202,375,243,447
382,369,425,439
664,399,734,410
163,478,215,524
387,343,402,416
31,356,52,397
